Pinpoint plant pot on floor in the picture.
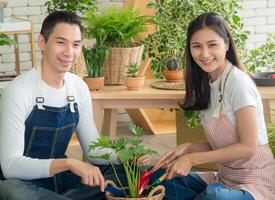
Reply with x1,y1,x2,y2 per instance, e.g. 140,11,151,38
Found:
105,180,165,200
83,76,104,91
163,69,183,82
125,76,145,90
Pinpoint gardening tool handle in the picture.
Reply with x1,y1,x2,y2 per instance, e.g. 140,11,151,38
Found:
148,185,165,197
159,172,168,182
105,180,116,187
150,159,166,173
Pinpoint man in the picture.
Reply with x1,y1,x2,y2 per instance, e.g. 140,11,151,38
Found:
0,11,125,200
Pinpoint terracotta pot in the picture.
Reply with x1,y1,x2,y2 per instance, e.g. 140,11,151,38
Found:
83,76,104,91
125,76,145,90
163,69,183,82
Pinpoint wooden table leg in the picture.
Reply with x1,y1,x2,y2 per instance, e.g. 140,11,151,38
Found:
263,99,271,123
101,109,118,139
92,100,103,133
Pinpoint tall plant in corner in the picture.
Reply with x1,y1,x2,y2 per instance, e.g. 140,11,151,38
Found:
144,0,249,78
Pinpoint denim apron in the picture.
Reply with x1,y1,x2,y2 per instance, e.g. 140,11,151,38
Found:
0,72,127,199
22,74,82,194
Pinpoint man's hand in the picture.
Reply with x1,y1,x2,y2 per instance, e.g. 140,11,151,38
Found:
66,158,105,191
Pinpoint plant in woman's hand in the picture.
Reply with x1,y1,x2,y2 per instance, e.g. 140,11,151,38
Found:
89,124,158,197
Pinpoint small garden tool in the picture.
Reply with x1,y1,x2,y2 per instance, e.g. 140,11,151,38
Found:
138,160,166,195
148,172,168,190
105,181,126,197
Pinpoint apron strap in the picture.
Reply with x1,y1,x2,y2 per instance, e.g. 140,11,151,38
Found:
212,61,233,118
35,65,76,112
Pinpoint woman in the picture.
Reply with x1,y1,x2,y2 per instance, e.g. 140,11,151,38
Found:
154,12,275,200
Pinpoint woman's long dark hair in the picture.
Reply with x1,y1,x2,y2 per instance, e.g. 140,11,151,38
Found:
181,12,241,111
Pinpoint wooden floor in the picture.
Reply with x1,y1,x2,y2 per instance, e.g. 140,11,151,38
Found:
66,122,176,161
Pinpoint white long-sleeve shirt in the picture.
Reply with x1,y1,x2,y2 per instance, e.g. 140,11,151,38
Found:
0,68,117,180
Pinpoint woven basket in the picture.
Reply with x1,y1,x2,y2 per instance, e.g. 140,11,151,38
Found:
103,44,144,85
70,52,87,78
105,180,165,200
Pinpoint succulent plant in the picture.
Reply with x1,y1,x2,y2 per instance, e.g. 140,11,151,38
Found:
166,57,181,71
127,62,140,77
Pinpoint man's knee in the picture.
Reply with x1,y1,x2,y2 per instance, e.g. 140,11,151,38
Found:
0,179,33,199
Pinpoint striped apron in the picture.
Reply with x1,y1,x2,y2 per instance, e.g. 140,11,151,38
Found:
197,63,275,199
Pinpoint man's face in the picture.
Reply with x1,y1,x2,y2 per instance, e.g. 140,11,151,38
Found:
38,23,82,74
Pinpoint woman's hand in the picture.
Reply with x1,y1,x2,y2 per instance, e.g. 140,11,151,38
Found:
165,154,194,179
153,143,190,170
66,158,105,192
137,155,151,166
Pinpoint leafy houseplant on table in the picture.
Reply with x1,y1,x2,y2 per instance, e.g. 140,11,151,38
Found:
89,124,165,199
83,7,151,85
82,43,108,91
125,62,145,90
163,56,183,82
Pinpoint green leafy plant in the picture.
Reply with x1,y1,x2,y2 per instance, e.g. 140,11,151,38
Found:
242,34,275,72
144,0,249,78
0,33,16,46
83,6,152,47
165,56,181,71
127,62,140,77
82,44,108,78
45,0,96,14
89,124,158,198
267,108,275,154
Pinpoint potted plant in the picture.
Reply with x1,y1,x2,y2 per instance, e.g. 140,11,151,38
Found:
163,56,183,82
83,6,152,85
89,124,165,199
0,33,16,46
125,62,145,90
82,43,108,91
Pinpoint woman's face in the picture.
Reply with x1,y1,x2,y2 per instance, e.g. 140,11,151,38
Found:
190,27,228,81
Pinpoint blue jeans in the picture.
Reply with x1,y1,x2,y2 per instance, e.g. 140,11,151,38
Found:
0,165,127,200
151,170,254,200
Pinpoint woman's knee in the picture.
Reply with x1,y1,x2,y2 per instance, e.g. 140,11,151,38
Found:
196,183,253,200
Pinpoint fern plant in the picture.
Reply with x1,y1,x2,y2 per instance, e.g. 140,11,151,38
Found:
89,124,157,198
83,6,152,47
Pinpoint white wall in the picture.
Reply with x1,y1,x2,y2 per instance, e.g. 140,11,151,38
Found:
0,0,275,75
0,0,124,75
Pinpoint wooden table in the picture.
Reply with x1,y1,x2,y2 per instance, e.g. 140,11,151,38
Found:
91,80,275,139
91,80,183,138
